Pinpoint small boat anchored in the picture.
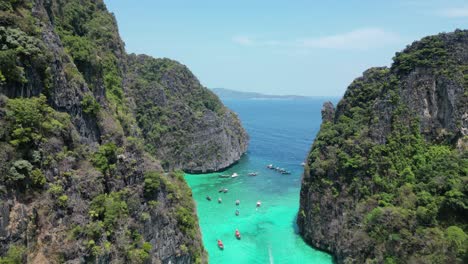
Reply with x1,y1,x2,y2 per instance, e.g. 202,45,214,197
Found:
235,229,241,240
231,173,239,178
218,174,230,178
256,200,262,207
235,199,240,206
235,209,239,216
206,196,212,201
217,240,224,250
248,172,258,176
218,198,222,203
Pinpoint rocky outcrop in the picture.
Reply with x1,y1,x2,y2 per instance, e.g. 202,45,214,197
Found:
298,30,468,263
0,0,104,143
321,101,335,123
0,0,248,262
400,68,466,144
127,55,248,173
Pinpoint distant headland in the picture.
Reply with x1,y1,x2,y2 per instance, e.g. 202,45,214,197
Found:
211,88,313,100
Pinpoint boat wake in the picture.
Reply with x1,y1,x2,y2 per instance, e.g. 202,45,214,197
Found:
268,245,274,264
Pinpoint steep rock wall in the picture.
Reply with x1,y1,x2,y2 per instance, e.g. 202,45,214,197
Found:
0,0,246,262
298,30,468,263
127,55,248,173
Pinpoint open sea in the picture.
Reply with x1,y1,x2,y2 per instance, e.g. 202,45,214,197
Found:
185,98,338,264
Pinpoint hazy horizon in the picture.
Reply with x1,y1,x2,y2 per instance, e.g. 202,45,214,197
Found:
105,0,467,96
211,87,341,98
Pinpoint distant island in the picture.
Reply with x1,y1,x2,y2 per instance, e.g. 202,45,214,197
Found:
211,88,311,100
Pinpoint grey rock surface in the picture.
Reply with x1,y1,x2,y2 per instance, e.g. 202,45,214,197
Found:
298,30,468,263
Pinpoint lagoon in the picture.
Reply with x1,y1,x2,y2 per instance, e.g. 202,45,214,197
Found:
186,98,337,263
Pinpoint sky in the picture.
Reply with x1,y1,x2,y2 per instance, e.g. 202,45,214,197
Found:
104,0,468,97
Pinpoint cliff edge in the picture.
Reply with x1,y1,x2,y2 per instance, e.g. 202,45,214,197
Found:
0,0,247,263
127,55,248,173
298,30,468,263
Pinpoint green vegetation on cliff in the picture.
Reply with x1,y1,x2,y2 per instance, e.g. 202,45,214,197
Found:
0,94,70,190
299,30,468,264
0,0,249,262
127,56,224,155
0,0,51,93
127,55,248,172
52,0,137,137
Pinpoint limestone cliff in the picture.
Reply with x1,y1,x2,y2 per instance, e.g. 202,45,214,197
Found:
126,55,248,173
298,30,468,263
0,0,246,263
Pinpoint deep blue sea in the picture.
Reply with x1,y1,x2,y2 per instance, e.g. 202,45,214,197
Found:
186,98,339,263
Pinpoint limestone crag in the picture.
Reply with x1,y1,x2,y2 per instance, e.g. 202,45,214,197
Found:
127,55,248,173
0,0,247,262
298,30,468,263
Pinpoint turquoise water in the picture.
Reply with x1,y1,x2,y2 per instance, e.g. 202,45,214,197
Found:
185,98,337,264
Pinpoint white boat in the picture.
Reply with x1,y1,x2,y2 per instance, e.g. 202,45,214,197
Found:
301,162,306,166
231,173,239,178
256,201,261,207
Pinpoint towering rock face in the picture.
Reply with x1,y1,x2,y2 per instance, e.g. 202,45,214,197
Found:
126,55,248,173
298,30,468,264
0,0,246,263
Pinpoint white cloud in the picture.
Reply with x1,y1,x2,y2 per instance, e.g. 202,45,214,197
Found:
439,7,468,18
232,28,401,50
232,35,253,46
299,28,401,50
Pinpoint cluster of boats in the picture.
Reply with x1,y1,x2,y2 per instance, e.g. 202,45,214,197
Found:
217,162,297,180
212,169,265,250
207,196,262,250
218,188,229,193
217,229,240,249
218,172,258,178
266,164,291,175
212,162,302,250
217,229,242,250
206,196,261,208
